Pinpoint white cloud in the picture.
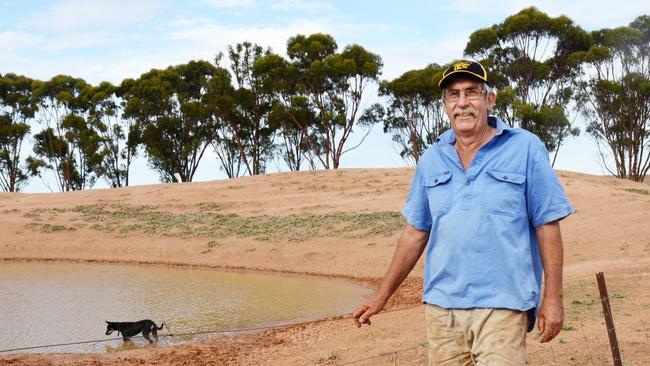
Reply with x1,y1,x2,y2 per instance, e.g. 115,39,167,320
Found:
166,17,332,55
22,0,162,31
0,31,42,49
438,0,650,30
373,35,468,80
270,0,335,12
199,0,255,8
44,32,117,50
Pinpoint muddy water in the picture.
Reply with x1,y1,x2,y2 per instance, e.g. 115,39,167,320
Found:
0,262,371,354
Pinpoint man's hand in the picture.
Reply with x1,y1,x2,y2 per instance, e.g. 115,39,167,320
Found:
537,295,564,343
352,294,388,328
352,224,429,328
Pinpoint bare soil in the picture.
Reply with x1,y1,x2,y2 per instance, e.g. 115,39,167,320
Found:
1,168,649,365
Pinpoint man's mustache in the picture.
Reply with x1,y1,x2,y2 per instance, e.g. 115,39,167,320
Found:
453,107,477,118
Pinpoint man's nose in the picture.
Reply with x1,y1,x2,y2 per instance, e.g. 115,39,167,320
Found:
457,92,470,106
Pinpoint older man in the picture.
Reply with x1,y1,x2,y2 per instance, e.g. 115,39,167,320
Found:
353,60,573,365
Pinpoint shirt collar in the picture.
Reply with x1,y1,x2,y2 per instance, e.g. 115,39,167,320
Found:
437,116,511,145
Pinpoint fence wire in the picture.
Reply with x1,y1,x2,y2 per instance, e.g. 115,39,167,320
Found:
0,304,423,354
2,287,650,365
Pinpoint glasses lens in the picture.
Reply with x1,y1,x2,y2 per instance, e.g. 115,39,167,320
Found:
444,88,484,102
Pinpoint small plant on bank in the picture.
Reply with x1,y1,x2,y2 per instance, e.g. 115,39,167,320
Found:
623,188,649,195
318,352,337,363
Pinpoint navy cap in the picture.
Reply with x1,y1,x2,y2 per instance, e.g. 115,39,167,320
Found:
438,60,488,89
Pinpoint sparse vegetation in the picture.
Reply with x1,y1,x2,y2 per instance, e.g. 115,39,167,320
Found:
318,352,337,363
623,188,649,195
40,224,75,233
23,203,404,242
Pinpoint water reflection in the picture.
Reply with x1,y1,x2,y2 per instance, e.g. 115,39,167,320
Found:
0,261,371,354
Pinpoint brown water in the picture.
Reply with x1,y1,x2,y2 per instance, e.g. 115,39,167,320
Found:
0,262,371,354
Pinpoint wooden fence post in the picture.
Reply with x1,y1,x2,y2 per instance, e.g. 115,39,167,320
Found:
595,272,622,366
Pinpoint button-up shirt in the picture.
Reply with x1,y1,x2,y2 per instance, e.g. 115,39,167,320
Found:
402,116,574,331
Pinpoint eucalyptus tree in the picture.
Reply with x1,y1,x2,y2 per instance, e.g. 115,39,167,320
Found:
280,33,383,169
0,73,38,192
87,82,141,188
254,52,315,171
578,15,650,181
223,42,277,176
31,75,104,191
465,7,591,163
123,60,231,183
376,64,449,164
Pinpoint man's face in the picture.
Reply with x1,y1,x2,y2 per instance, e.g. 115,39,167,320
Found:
443,78,496,136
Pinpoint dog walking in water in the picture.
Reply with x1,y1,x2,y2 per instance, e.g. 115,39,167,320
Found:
105,320,165,343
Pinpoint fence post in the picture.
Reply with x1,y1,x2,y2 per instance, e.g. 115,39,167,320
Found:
595,272,622,366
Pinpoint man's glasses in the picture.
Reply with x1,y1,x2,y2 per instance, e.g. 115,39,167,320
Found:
443,88,487,103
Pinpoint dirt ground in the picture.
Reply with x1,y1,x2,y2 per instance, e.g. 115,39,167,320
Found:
1,168,649,365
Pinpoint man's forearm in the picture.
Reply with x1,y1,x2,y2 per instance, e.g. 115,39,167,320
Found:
535,220,566,342
353,223,429,327
536,220,564,298
375,224,429,301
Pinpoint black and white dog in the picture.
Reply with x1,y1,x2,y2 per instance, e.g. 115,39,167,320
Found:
105,320,165,343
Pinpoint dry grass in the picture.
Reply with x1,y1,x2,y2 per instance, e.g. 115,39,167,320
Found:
23,203,404,242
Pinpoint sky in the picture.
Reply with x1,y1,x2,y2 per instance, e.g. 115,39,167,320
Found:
2,0,649,192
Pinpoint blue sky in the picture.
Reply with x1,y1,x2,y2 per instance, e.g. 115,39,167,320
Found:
2,0,649,192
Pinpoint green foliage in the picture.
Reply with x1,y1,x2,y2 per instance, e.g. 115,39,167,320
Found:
218,42,277,177
2,19,649,189
256,52,314,171
122,60,232,182
579,15,650,181
264,33,383,169
377,64,449,163
87,81,140,188
0,73,38,192
465,7,589,159
30,75,104,191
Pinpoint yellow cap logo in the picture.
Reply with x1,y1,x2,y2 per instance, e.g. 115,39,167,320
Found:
453,61,471,71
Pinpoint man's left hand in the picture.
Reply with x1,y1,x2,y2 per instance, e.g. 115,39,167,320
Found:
537,296,564,343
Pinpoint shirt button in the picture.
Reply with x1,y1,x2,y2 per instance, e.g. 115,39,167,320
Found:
465,179,470,185
434,178,438,183
502,176,508,180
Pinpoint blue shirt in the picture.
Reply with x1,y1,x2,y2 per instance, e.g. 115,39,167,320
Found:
402,116,574,331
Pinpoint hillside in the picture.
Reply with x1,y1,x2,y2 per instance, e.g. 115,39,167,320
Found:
1,168,649,365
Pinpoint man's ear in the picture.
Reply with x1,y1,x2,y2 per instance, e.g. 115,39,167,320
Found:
487,91,496,112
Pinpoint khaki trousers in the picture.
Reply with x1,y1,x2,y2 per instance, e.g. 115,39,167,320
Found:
424,304,527,366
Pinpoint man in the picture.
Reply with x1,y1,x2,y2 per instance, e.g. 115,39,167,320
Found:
353,60,573,365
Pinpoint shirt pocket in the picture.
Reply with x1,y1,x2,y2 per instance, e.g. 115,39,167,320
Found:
423,171,453,216
482,170,526,217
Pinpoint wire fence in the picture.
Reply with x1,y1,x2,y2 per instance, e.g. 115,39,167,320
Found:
2,279,650,365
0,304,423,355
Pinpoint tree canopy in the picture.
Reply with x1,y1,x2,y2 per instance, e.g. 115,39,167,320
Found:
2,12,650,191
579,15,650,181
465,7,590,162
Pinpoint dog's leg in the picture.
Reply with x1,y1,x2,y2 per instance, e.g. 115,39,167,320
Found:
142,327,153,344
152,328,159,343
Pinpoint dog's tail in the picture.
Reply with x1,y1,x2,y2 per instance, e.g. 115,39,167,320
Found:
156,322,165,330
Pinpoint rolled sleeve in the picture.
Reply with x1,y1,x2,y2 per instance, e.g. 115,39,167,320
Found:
526,143,574,228
402,162,432,231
